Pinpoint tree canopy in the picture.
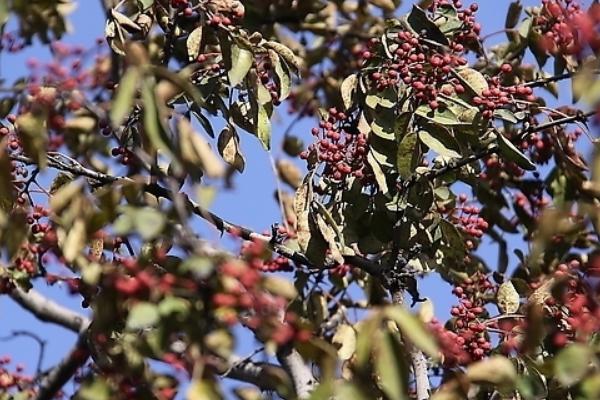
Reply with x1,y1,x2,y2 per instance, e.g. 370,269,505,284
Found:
2,0,600,399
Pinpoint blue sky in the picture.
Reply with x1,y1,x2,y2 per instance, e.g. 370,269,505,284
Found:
0,0,588,398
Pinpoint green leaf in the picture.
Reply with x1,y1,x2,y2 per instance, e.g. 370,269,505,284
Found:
367,150,389,195
137,0,155,9
419,129,461,158
16,112,48,168
493,108,518,123
134,207,167,240
385,306,440,359
141,80,172,154
407,5,449,45
334,383,367,400
376,331,408,400
439,219,467,257
110,68,139,127
187,380,223,400
415,104,466,126
127,302,160,329
396,130,418,179
455,68,489,96
496,132,536,171
228,44,253,86
255,103,271,150
554,344,591,387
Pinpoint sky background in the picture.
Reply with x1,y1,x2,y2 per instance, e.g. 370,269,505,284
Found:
0,0,589,399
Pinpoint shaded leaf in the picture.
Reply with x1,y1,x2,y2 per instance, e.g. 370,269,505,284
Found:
466,356,517,387
496,132,536,171
178,117,225,179
407,5,448,45
376,330,408,400
554,344,591,387
385,306,440,359
419,129,461,158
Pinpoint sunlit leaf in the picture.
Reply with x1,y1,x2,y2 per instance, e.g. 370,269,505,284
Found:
228,44,253,86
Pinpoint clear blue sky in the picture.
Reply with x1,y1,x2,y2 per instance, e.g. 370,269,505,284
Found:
0,0,583,398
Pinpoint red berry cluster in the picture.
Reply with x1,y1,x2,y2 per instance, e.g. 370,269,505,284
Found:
213,259,310,344
0,356,35,395
428,318,470,367
205,0,245,25
446,272,496,364
241,238,293,272
541,259,600,349
301,108,369,181
365,30,468,109
0,32,26,53
479,153,525,190
427,0,481,43
534,0,600,55
440,195,488,245
474,79,535,119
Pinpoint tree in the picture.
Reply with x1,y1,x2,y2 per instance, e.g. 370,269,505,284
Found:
2,0,600,398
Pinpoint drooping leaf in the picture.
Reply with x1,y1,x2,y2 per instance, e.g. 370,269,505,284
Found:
367,151,389,195
62,218,87,263
228,44,253,86
264,41,302,71
255,103,271,150
376,330,409,400
111,68,140,126
419,129,461,158
496,132,536,171
385,306,440,359
141,80,172,154
396,130,418,179
407,5,449,45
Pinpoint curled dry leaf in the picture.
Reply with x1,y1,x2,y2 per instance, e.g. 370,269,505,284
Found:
217,126,245,173
187,26,203,62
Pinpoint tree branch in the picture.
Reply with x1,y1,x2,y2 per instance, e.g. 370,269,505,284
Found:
35,331,90,400
9,286,90,332
276,344,317,399
9,153,384,276
390,288,430,400
8,286,91,400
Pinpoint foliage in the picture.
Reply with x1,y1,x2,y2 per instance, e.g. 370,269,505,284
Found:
1,0,600,399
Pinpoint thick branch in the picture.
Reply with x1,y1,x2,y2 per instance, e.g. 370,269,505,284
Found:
35,331,90,400
9,286,91,400
10,286,90,332
390,288,430,400
208,355,291,397
276,344,317,399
